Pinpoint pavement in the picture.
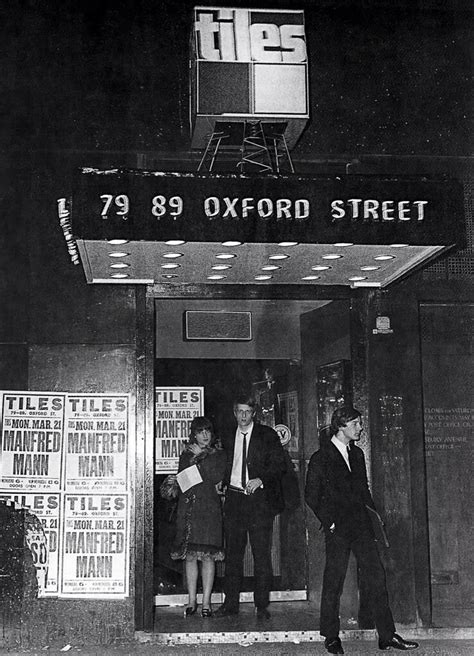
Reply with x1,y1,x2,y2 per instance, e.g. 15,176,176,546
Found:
1,601,473,655
0,639,474,655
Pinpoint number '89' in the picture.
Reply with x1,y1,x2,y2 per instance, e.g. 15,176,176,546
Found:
151,195,183,217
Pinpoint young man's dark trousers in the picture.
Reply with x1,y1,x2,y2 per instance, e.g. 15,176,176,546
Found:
223,490,274,610
320,530,395,641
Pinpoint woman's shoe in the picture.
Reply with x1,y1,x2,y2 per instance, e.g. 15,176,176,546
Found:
184,602,198,617
201,606,212,618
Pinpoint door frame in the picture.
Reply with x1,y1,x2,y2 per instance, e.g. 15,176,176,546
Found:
134,283,351,631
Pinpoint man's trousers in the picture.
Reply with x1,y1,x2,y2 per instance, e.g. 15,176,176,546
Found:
320,530,395,641
223,490,274,610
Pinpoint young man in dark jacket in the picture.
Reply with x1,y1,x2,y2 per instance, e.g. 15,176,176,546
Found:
215,393,286,620
305,405,418,654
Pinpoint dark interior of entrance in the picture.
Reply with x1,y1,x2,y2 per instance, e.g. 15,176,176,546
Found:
153,298,356,611
154,358,305,598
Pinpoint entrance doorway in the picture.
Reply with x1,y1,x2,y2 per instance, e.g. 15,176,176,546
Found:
152,297,354,612
154,358,306,605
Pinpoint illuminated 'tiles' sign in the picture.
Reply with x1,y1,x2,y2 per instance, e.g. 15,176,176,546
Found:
194,7,307,63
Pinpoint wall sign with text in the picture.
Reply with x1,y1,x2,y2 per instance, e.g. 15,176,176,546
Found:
72,170,465,247
0,391,131,599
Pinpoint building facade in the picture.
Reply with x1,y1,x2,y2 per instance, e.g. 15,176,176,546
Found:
1,0,472,647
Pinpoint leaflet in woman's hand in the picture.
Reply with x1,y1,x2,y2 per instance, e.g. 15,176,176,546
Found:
177,464,203,492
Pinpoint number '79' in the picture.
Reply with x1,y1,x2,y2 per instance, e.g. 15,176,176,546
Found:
100,194,129,217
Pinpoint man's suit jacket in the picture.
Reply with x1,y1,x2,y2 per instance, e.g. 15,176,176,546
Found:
305,440,376,541
222,422,286,518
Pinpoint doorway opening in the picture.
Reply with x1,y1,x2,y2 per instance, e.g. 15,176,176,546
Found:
152,297,353,612
154,358,306,605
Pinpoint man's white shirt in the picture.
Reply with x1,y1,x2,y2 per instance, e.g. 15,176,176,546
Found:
331,435,351,471
230,422,254,489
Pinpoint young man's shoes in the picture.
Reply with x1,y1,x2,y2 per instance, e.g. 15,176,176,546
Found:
324,636,344,654
256,607,271,620
213,604,239,617
379,633,419,650
201,606,212,618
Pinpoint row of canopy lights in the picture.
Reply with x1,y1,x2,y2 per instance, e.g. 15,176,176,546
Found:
106,239,408,282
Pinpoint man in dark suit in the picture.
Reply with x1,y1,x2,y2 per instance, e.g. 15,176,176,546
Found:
305,406,418,654
215,392,286,620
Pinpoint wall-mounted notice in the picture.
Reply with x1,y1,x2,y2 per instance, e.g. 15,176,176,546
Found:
0,492,61,596
0,392,65,491
61,493,128,597
0,391,131,600
155,387,204,473
64,394,129,493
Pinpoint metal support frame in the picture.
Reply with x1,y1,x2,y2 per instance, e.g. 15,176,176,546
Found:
196,120,294,174
237,120,273,174
271,130,295,174
197,130,229,173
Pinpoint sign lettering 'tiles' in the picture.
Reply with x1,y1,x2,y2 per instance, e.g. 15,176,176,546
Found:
194,7,307,63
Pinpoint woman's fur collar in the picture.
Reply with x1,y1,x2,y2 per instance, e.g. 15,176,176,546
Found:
184,442,221,464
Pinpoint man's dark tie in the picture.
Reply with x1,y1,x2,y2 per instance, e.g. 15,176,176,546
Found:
241,433,248,488
347,442,353,471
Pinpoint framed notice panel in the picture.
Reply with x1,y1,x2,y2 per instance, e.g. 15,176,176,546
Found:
316,360,352,430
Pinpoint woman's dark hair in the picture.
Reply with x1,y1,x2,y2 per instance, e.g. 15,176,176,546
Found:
189,416,217,445
330,406,361,435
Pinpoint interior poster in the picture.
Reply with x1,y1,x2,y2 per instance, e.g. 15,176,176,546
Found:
277,390,300,456
155,387,204,473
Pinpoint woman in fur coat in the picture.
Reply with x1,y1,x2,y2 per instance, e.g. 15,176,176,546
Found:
171,416,226,617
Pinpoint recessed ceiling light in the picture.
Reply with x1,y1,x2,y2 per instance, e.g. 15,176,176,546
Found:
207,274,226,280
268,254,289,260
374,254,395,260
162,252,183,258
108,251,129,258
216,253,237,259
390,243,409,248
311,265,331,271
212,264,232,270
165,240,185,245
302,275,320,281
261,265,280,271
348,276,368,282
360,265,380,271
322,254,343,260
161,263,181,269
108,239,129,245
255,275,272,280
221,241,242,246
278,241,298,247
110,262,130,269
334,242,353,247
110,273,129,279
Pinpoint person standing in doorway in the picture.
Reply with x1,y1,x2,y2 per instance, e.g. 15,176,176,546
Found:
305,405,419,654
214,392,286,620
170,416,226,618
